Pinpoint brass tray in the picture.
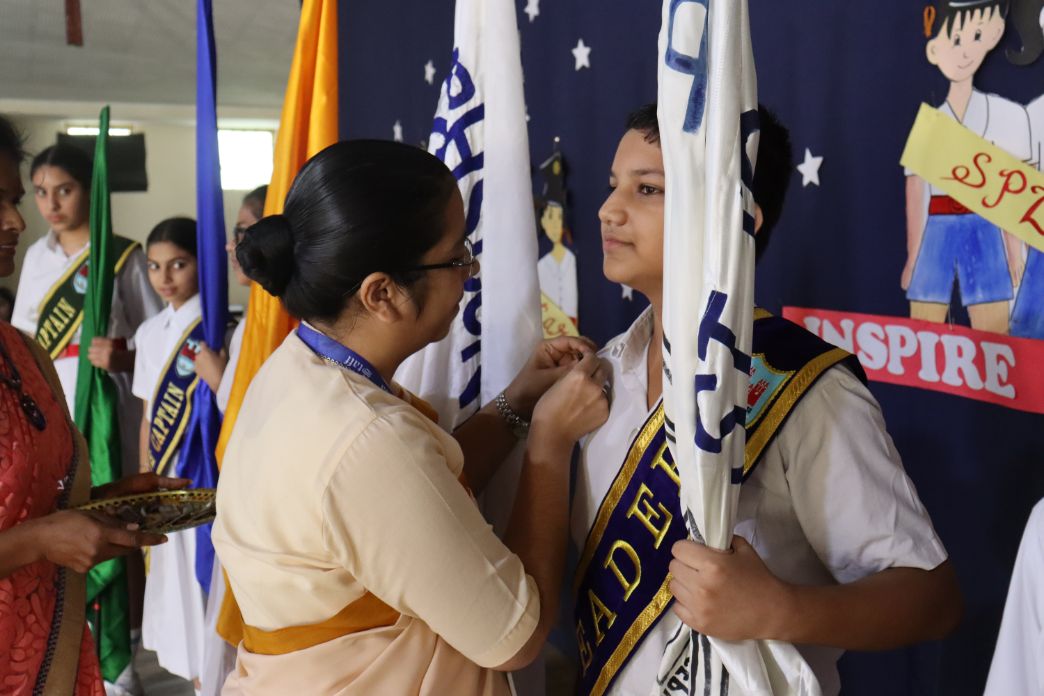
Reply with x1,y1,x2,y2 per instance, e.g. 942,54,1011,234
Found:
78,489,216,535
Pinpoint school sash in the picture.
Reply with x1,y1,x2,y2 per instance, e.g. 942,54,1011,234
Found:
34,236,139,359
148,318,204,477
574,311,864,696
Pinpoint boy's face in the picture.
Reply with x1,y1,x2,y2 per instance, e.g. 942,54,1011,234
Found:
599,129,665,295
926,8,1005,83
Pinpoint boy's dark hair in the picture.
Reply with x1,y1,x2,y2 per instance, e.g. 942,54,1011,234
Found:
242,185,269,220
624,103,794,261
928,0,1008,39
30,144,93,191
0,115,27,166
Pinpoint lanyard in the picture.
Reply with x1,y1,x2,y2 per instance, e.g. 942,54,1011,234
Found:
296,323,391,393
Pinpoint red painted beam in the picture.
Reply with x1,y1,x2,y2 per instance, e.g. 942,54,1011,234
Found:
65,0,83,46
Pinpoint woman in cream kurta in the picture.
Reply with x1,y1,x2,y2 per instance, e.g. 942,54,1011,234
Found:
212,140,609,695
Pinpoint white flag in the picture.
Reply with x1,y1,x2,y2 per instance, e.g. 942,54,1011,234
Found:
395,0,541,431
656,1,821,694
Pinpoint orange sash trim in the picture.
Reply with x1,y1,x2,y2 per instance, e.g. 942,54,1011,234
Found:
241,592,400,656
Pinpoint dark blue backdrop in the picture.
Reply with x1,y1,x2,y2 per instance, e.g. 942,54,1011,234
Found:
338,2,1044,693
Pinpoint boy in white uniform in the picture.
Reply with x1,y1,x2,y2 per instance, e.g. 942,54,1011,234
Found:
903,0,1032,335
570,106,962,696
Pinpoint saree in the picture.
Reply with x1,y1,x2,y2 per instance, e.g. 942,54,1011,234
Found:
0,321,103,696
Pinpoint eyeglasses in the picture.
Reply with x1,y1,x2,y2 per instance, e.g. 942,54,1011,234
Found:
401,238,478,279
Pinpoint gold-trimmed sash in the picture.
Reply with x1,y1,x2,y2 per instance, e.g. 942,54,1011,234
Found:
148,318,204,477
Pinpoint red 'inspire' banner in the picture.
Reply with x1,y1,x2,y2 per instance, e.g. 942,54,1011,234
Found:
782,307,1044,415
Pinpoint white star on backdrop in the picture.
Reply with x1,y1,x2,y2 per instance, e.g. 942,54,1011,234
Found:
424,60,436,85
524,0,540,22
393,120,404,142
621,285,634,301
572,38,591,71
796,148,823,187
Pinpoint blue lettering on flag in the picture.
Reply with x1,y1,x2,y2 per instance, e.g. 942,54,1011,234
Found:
693,291,750,454
432,47,486,414
665,0,709,134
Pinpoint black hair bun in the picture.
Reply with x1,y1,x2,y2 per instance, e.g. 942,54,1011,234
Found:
236,214,296,297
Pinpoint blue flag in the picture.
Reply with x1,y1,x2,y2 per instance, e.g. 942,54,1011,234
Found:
178,0,229,593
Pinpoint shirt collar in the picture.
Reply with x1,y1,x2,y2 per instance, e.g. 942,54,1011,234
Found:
43,229,89,258
163,293,202,332
611,306,654,384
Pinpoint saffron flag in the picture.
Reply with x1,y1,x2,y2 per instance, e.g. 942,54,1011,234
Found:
215,0,337,465
214,0,338,646
74,105,132,684
176,0,230,594
395,0,541,430
656,1,819,693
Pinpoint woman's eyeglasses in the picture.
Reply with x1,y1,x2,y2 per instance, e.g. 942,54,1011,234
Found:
401,238,478,279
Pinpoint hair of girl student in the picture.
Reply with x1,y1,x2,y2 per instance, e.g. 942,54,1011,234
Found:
926,0,1009,38
30,144,93,190
147,217,198,258
0,116,26,165
242,185,268,220
1008,0,1044,64
236,139,458,323
622,103,793,261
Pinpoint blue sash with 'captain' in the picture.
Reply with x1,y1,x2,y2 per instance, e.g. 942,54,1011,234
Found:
148,318,204,477
574,311,865,696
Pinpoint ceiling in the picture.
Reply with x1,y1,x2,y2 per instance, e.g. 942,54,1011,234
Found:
0,1,300,116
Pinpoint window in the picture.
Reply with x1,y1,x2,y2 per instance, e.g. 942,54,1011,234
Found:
218,129,274,191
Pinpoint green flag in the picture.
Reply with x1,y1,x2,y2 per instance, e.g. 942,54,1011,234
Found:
74,106,132,684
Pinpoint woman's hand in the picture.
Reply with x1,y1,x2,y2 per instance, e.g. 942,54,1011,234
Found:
87,337,133,372
194,341,228,393
504,336,598,418
92,472,191,501
529,351,610,453
26,510,168,574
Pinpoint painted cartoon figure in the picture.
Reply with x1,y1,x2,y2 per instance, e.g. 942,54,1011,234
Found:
536,145,579,337
1010,0,1044,339
903,0,1033,335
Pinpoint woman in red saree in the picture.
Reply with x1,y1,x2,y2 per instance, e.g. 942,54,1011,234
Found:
0,116,177,695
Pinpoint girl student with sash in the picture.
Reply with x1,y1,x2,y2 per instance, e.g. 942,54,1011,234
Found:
569,106,962,696
131,216,222,687
13,144,163,480
0,116,184,695
212,139,610,695
197,185,267,696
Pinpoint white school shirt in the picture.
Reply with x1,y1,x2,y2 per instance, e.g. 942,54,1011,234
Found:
537,248,579,319
11,230,163,413
570,308,948,696
132,294,202,421
215,318,245,413
983,498,1044,696
1029,94,1043,171
903,89,1032,196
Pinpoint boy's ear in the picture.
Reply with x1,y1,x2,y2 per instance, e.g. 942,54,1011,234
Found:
926,37,942,66
753,204,764,236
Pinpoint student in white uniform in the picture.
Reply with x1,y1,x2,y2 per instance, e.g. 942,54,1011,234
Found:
569,106,962,696
13,145,162,478
196,185,266,696
903,0,1032,335
132,217,221,688
983,498,1044,696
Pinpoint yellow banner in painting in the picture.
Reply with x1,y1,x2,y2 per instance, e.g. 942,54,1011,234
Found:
901,103,1044,253
540,291,578,339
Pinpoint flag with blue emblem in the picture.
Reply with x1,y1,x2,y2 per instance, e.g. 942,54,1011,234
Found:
656,1,820,693
395,0,541,430
175,0,228,593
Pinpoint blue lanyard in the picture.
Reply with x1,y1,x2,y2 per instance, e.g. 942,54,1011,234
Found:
296,323,391,393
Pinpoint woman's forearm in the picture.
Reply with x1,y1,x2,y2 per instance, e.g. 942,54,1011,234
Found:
0,522,42,579
453,401,518,495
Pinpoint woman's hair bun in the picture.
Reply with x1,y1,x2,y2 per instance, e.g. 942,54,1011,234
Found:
236,213,296,297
